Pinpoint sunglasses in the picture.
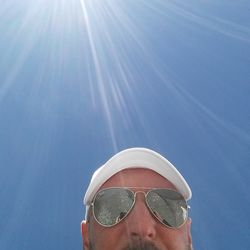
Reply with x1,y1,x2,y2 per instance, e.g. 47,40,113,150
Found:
90,187,189,228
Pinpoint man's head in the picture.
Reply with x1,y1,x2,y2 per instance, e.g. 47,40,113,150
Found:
81,148,193,250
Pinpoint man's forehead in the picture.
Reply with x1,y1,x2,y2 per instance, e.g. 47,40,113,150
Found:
100,168,177,190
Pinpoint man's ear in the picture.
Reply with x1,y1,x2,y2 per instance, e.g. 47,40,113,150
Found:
81,220,90,250
186,218,193,249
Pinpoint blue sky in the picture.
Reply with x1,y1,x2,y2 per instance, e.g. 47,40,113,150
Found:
0,0,250,249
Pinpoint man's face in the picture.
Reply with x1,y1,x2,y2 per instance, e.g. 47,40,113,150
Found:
82,168,192,250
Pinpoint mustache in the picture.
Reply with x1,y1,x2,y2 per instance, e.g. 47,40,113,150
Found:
122,240,160,250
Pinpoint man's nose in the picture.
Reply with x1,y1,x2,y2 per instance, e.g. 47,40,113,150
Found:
126,193,157,240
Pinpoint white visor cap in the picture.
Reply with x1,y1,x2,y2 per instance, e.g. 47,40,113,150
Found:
84,148,192,217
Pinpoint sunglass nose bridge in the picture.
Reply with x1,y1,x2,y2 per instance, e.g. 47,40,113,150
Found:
133,190,147,195
133,190,148,201
131,191,151,209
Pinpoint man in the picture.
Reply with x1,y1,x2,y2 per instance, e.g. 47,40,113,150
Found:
81,148,193,250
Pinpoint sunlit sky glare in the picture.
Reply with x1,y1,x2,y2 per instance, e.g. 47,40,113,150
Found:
0,0,250,249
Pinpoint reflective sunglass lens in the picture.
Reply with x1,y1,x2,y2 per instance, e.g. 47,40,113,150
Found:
146,189,188,228
93,188,134,226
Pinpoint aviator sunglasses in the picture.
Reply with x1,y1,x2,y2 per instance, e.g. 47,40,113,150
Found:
90,187,189,228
